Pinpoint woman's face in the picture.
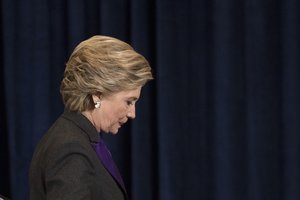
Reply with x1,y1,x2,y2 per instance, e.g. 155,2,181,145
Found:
91,87,142,134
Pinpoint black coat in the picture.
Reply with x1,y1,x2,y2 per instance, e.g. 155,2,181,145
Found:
29,110,126,200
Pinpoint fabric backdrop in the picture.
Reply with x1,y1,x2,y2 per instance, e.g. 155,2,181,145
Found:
1,0,299,200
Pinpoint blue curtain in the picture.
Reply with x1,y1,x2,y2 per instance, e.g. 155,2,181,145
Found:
1,0,299,200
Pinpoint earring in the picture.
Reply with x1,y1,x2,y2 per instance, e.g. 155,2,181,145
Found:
95,101,101,109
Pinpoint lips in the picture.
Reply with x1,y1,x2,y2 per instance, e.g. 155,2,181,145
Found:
119,122,125,127
119,120,127,127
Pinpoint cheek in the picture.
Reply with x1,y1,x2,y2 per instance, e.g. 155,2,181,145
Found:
115,106,127,117
108,108,125,123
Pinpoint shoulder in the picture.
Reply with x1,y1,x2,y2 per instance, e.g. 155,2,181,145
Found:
30,114,97,171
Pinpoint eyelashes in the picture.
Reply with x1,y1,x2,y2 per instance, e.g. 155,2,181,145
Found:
126,101,133,106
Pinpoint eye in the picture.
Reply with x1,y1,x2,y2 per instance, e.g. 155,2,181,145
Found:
126,101,133,106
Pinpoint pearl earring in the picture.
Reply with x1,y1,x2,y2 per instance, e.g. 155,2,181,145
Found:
95,101,101,108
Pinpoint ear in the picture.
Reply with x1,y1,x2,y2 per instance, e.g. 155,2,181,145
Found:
91,94,101,103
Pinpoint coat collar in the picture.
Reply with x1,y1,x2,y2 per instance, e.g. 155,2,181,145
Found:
61,110,128,199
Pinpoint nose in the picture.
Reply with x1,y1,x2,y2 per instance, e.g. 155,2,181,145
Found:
127,104,136,119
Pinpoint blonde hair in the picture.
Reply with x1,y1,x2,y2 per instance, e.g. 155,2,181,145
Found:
60,35,153,112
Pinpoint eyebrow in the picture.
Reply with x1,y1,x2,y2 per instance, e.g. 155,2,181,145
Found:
127,97,139,101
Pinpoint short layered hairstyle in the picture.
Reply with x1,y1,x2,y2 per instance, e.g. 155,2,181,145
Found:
60,35,153,112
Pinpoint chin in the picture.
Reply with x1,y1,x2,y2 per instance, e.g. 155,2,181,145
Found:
110,131,118,135
109,128,119,135
109,125,121,135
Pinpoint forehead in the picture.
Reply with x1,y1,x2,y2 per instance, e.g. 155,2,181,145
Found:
107,87,142,100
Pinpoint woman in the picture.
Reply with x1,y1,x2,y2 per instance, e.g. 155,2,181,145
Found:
29,35,153,200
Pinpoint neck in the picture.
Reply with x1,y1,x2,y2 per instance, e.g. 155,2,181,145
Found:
82,110,99,132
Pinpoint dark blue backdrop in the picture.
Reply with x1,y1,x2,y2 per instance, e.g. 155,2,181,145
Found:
1,0,300,200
